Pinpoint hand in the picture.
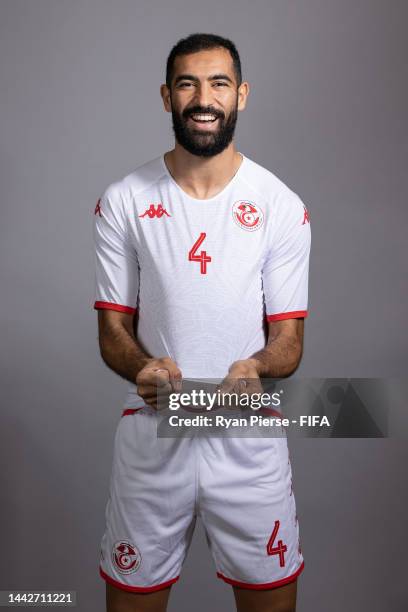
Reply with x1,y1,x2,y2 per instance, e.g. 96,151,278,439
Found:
218,359,264,400
136,357,182,410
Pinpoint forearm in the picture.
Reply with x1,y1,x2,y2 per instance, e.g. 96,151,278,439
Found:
98,321,152,385
248,331,303,378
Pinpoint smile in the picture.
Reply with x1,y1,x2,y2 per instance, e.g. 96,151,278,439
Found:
189,113,218,123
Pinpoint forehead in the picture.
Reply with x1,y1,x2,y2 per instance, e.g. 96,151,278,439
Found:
172,48,235,81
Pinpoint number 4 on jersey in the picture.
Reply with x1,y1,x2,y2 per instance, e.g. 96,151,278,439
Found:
188,233,212,275
266,520,287,567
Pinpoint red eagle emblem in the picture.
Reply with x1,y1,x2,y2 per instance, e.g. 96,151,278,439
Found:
232,200,264,232
112,541,141,574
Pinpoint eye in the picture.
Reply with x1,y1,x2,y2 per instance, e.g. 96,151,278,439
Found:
177,82,194,89
214,82,228,87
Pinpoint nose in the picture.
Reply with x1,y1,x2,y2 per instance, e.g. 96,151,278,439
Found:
194,82,214,109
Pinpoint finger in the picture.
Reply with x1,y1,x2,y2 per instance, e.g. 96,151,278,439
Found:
218,378,241,410
160,360,183,392
153,368,172,388
228,379,250,406
222,377,248,398
218,375,236,395
138,380,172,400
246,378,264,396
156,382,173,395
144,397,158,410
171,373,182,393
140,368,170,388
238,379,248,395
141,388,172,412
138,384,165,399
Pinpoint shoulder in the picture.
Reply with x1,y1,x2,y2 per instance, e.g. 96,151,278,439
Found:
239,155,306,221
100,156,166,207
239,155,310,238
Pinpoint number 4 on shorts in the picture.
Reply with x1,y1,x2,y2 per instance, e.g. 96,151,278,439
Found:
266,520,287,567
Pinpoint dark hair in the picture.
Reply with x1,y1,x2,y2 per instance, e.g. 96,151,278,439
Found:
166,33,242,89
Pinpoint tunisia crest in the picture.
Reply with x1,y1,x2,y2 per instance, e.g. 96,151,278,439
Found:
112,540,142,574
232,200,264,231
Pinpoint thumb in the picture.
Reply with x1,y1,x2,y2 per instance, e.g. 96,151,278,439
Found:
153,368,171,388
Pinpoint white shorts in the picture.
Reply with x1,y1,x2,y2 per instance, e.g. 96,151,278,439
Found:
99,406,304,593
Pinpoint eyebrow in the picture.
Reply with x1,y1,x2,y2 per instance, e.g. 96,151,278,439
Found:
174,73,234,85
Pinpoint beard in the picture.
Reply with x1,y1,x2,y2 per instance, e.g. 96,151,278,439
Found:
170,97,238,158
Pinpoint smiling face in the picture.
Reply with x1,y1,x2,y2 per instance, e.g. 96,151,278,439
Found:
161,47,249,157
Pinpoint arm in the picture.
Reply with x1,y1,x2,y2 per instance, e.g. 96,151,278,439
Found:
97,309,151,384
97,309,182,407
220,318,304,392
222,192,311,391
249,318,304,378
93,184,182,406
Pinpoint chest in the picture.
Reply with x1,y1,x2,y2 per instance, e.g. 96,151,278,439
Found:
129,187,271,280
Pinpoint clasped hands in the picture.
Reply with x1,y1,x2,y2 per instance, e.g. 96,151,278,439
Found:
136,357,263,411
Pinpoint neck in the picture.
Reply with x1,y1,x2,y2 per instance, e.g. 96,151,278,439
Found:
164,143,243,200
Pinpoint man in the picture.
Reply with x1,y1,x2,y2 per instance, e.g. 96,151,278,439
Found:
94,33,311,612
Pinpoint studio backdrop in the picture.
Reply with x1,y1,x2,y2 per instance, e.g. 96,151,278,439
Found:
1,1,407,611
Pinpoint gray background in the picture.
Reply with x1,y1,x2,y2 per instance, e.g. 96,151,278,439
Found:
1,0,407,610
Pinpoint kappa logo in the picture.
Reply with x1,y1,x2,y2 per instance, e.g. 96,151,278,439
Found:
139,203,171,219
94,198,102,217
302,205,310,225
112,540,142,574
232,200,264,232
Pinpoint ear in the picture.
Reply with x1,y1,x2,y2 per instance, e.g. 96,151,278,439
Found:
160,84,172,113
237,81,250,111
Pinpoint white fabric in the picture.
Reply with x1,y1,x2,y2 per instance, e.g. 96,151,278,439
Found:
93,153,311,408
99,408,304,590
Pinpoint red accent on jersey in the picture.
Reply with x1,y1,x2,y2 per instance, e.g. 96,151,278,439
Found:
266,310,308,322
139,204,171,218
258,407,283,418
266,520,287,567
188,233,212,275
122,408,144,417
94,199,102,217
302,205,310,225
94,301,137,314
216,561,304,590
99,567,180,593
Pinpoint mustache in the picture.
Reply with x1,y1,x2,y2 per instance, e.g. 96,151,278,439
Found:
182,106,225,120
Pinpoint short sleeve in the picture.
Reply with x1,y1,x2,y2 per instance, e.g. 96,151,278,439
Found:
93,186,139,314
262,194,311,322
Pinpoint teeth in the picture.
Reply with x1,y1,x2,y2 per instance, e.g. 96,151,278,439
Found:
191,114,217,121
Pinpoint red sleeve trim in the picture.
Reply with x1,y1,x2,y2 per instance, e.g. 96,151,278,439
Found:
94,301,137,315
258,407,283,419
122,408,144,417
266,310,308,322
216,561,304,590
99,567,179,593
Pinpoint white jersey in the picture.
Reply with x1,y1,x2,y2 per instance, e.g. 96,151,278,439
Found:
93,153,311,407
